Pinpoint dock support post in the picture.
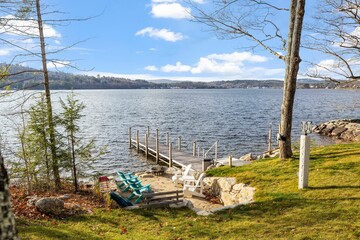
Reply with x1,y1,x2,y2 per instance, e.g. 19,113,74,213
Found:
169,143,173,167
178,136,181,150
147,126,150,138
156,129,159,164
268,125,273,154
215,141,218,162
193,141,196,158
129,127,132,149
145,133,149,159
229,155,233,167
166,131,169,146
136,130,140,153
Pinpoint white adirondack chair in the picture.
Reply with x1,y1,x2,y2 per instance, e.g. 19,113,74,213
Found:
172,164,193,185
183,172,206,198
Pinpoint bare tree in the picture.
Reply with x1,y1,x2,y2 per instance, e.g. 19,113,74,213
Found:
189,0,306,158
305,0,360,85
35,0,61,190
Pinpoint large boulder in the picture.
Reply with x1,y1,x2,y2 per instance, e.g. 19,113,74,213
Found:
35,197,64,215
203,177,255,206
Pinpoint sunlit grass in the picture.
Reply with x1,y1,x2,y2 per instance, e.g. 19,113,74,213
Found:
18,143,360,239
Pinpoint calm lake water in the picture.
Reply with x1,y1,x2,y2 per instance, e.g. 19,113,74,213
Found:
0,89,359,175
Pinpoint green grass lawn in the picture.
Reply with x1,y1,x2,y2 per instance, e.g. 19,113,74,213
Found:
17,143,360,240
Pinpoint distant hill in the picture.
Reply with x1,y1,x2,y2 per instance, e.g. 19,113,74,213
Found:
0,63,354,90
147,79,182,84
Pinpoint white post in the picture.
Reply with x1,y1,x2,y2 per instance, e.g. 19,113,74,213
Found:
299,135,310,189
169,143,173,167
145,133,148,159
129,127,132,149
229,155,233,167
193,141,196,158
136,130,140,153
156,129,159,164
178,136,181,150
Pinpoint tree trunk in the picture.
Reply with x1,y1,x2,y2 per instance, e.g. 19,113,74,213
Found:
279,0,306,159
71,132,78,192
0,153,19,239
36,0,61,190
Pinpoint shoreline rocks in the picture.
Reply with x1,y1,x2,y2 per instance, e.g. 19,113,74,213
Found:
313,119,360,142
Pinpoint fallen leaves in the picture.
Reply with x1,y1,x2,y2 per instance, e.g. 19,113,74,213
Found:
10,185,104,220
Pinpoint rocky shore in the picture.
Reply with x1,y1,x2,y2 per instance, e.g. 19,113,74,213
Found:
313,119,360,142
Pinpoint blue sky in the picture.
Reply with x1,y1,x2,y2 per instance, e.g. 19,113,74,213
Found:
0,0,325,82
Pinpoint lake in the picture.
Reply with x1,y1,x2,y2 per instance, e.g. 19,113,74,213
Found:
0,89,358,175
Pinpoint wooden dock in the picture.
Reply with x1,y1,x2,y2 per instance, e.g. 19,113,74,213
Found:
129,127,218,173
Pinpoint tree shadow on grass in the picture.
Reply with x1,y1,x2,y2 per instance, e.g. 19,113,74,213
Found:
19,224,103,240
308,185,360,190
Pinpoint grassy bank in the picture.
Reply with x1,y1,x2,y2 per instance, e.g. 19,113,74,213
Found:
17,143,360,239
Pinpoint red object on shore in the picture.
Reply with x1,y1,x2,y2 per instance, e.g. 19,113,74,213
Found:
99,176,110,192
99,176,109,182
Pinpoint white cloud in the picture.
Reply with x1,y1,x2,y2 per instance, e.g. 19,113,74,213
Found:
191,57,241,74
207,52,268,64
151,3,192,19
0,49,11,56
191,51,269,74
193,0,205,3
308,59,337,74
144,51,282,78
149,48,157,51
47,61,70,69
351,26,360,37
0,15,61,38
135,27,185,42
161,62,192,72
144,65,158,71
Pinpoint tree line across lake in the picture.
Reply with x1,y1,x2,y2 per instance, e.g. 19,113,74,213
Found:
2,64,349,90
